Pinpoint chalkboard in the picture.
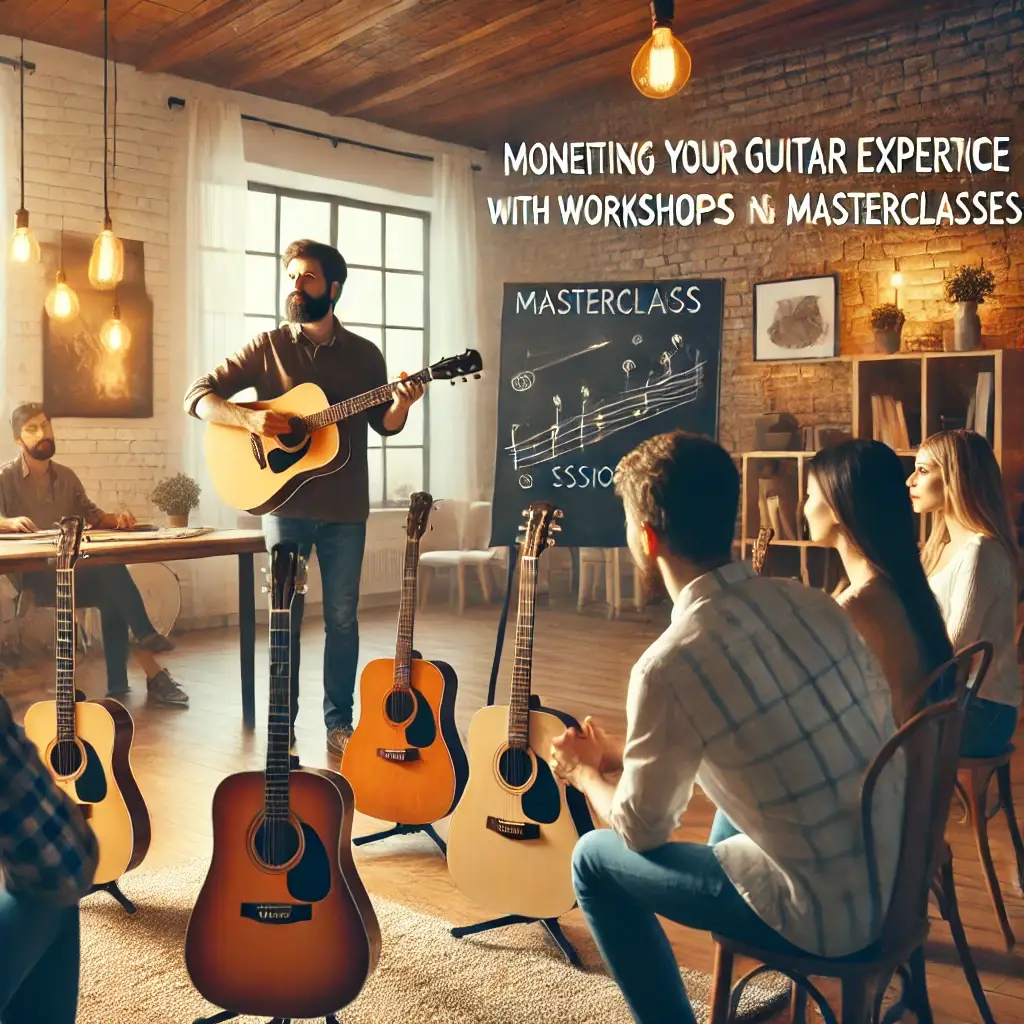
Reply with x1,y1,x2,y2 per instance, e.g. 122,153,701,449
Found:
489,280,724,549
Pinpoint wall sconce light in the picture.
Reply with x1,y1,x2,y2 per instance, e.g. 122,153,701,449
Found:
891,258,903,305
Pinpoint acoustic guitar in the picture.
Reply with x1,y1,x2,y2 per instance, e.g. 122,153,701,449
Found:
205,349,484,515
185,542,380,1020
23,516,151,886
341,491,468,825
751,525,774,576
446,501,594,921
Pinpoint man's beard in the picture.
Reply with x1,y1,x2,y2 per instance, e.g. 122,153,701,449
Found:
636,554,668,601
285,290,333,324
28,439,55,460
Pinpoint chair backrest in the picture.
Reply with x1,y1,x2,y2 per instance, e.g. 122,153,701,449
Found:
862,640,993,947
462,501,492,551
419,499,463,553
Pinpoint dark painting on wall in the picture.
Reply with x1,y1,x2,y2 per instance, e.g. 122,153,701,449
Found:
41,234,153,418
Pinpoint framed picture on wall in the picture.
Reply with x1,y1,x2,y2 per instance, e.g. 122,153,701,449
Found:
753,273,839,362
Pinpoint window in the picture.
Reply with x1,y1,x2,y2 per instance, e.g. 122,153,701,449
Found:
245,183,430,508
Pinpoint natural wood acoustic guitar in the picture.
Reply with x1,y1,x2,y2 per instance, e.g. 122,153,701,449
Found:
23,516,151,886
205,349,483,515
446,501,594,921
341,491,469,825
185,542,380,1020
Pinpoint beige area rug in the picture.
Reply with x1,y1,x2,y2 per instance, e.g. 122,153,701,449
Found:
78,859,790,1023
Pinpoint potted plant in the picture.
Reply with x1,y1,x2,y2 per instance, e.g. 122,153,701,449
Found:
870,303,905,354
151,473,201,528
944,263,995,351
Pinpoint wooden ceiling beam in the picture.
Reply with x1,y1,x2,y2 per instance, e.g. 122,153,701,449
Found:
224,0,421,89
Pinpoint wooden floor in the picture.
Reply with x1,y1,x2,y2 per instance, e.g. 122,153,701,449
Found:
3,596,1024,1022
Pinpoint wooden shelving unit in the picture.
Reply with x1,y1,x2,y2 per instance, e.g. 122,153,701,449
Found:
738,349,1024,586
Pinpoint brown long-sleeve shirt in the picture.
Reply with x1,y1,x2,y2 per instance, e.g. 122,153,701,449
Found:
183,320,403,522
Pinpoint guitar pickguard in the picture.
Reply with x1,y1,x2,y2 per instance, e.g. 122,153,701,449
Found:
71,739,108,804
404,687,438,748
520,754,562,825
265,439,313,474
286,822,332,904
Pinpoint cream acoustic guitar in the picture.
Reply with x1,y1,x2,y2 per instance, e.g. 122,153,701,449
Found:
185,542,380,1021
205,349,483,515
23,516,151,888
446,501,594,921
342,491,468,828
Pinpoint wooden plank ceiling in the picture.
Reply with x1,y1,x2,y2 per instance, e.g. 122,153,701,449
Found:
0,0,965,150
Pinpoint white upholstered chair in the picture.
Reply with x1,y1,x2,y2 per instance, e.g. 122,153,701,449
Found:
419,500,503,613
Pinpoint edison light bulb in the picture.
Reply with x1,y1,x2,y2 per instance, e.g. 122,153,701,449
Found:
101,305,131,352
631,23,691,99
44,271,80,322
9,209,40,264
88,216,124,289
891,270,904,289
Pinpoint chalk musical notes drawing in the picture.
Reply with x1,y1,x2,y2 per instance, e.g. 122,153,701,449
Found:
504,352,706,470
509,341,611,393
622,359,636,388
551,396,561,457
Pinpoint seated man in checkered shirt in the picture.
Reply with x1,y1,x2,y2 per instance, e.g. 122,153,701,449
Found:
0,693,98,1024
550,431,905,1024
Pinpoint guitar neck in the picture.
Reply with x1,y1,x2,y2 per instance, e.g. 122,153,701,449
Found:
55,567,76,742
507,554,539,748
264,608,292,821
393,536,419,687
304,367,433,433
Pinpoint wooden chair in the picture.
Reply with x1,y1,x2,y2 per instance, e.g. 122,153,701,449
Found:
708,642,991,1024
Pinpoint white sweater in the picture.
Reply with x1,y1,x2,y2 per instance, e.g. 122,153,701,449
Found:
928,534,1021,708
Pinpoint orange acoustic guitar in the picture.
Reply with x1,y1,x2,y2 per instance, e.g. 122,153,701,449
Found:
341,492,468,844
185,543,380,1021
23,516,150,905
205,349,483,515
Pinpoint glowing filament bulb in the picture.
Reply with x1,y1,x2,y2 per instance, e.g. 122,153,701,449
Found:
100,304,131,352
45,271,80,322
9,209,40,263
891,271,904,289
631,7,691,101
89,216,125,289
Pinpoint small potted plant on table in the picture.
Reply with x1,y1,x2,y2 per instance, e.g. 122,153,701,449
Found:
870,303,905,354
944,264,996,351
152,473,201,528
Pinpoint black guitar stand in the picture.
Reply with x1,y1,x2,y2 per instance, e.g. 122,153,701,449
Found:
449,546,583,970
193,1013,340,1023
90,880,136,914
353,821,447,855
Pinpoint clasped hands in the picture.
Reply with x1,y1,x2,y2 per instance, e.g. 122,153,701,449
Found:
549,716,623,790
0,509,135,533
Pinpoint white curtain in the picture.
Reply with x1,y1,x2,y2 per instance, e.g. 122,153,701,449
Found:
0,66,15,462
428,154,484,520
180,98,248,529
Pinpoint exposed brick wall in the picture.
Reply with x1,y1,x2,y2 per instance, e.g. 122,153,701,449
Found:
476,0,1024,459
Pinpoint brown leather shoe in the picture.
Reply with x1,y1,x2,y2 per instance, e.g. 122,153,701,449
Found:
147,669,189,706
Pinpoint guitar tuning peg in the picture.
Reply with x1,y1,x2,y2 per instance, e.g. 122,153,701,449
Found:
261,586,269,594
450,380,456,386
461,376,467,383
517,524,526,531
548,538,556,546
551,524,562,532
260,566,268,574
521,508,528,516
296,584,308,596
473,373,481,379
554,509,565,518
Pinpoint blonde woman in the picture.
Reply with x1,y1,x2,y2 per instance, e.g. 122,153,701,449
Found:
907,429,1021,756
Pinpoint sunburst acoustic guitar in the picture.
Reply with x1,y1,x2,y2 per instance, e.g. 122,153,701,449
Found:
341,491,468,832
446,501,594,922
23,516,151,890
205,349,483,515
185,542,380,1021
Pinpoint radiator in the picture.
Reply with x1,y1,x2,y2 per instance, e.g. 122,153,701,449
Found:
359,542,405,595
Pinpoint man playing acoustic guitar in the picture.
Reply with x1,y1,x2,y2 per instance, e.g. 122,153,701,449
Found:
184,239,424,757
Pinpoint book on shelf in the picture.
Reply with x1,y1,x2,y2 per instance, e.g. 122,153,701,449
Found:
870,394,910,450
758,476,797,540
800,425,854,450
968,371,994,442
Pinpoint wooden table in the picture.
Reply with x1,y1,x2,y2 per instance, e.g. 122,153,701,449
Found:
0,529,267,729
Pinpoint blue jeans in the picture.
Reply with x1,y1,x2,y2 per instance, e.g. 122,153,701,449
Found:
708,809,742,845
572,829,801,1024
923,673,1018,758
0,892,79,1024
262,517,366,731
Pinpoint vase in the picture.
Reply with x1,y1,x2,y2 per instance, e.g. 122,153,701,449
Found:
167,514,189,528
872,328,901,354
953,301,981,351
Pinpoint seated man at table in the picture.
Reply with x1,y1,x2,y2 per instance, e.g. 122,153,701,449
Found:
549,430,905,1024
0,403,188,707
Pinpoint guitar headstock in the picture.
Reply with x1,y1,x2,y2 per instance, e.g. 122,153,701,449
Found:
55,516,85,571
517,501,563,557
269,542,308,611
430,349,483,384
406,491,434,541
751,526,774,576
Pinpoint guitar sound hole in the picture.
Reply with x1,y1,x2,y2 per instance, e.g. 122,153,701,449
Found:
385,688,416,725
50,740,83,778
498,747,533,789
253,817,301,869
277,417,308,450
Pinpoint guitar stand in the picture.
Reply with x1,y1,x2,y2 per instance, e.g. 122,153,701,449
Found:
192,1013,341,1023
90,880,136,914
450,914,582,968
353,822,447,856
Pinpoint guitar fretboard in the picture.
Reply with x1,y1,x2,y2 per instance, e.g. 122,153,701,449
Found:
264,608,292,823
393,537,419,689
302,368,433,433
55,568,76,743
508,555,538,748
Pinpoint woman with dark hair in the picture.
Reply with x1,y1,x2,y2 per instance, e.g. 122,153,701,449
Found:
804,438,953,723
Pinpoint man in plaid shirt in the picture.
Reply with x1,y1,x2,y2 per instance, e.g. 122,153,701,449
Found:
0,693,98,1023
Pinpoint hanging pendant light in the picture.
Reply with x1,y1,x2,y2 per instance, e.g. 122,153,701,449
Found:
9,39,39,264
100,294,131,352
631,0,692,100
88,0,124,289
45,218,80,321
